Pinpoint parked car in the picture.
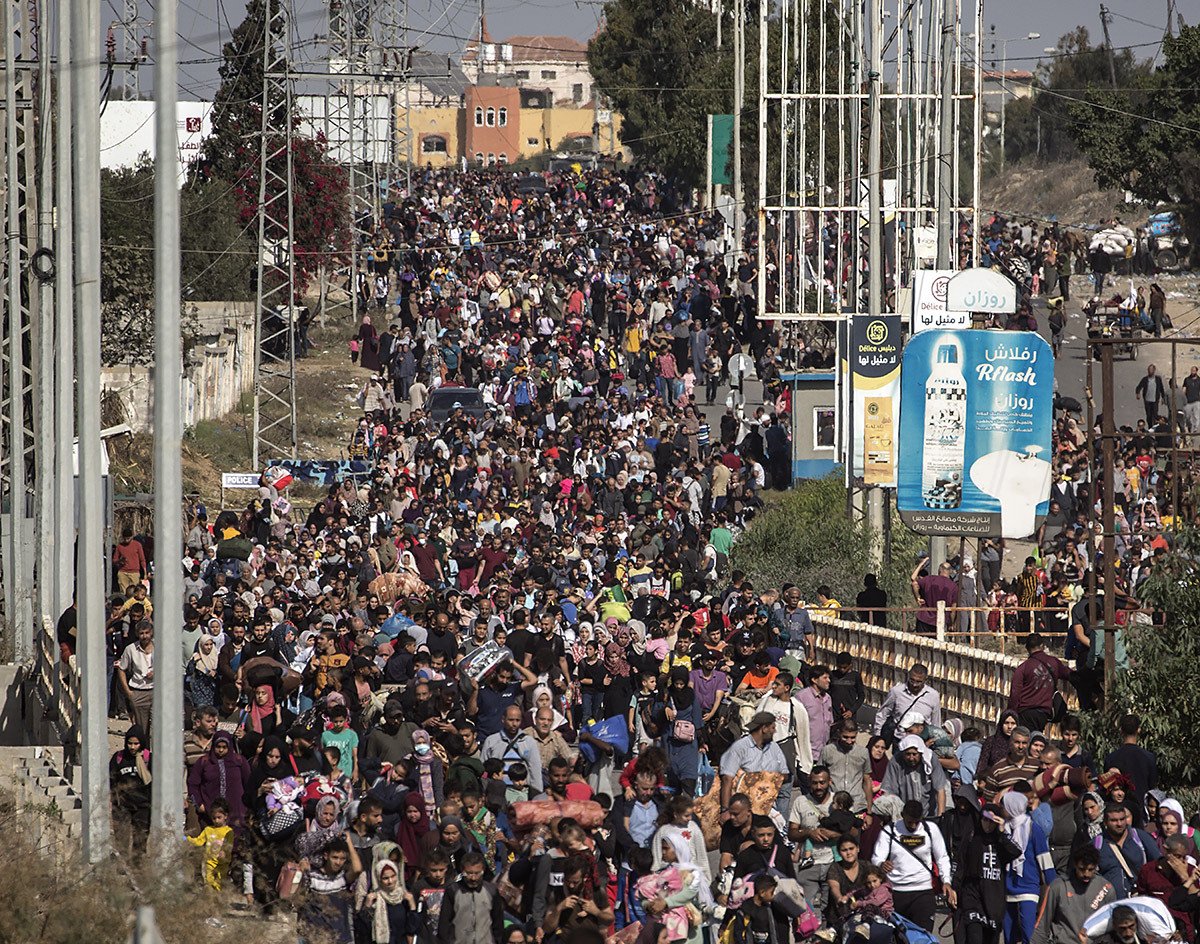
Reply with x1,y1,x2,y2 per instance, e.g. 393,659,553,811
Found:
426,386,487,425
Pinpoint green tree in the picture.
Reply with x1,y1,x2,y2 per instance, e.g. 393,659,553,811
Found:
194,0,350,295
1069,24,1200,256
1000,27,1149,165
588,0,730,187
1083,522,1200,786
730,475,924,609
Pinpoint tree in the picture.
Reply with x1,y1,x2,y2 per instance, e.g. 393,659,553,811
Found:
588,0,730,187
194,0,350,295
730,475,924,609
999,27,1150,165
1082,523,1200,787
1069,24,1200,255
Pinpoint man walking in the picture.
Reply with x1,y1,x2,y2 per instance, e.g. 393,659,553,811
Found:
438,852,505,944
1135,365,1166,426
1008,633,1070,732
480,704,544,793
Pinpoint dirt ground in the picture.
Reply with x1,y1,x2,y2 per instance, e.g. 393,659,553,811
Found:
109,313,375,510
981,157,1137,228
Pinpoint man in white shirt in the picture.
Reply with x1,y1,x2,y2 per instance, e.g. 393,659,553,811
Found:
754,671,812,816
872,799,956,931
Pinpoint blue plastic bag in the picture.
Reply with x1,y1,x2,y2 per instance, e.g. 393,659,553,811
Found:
579,715,631,763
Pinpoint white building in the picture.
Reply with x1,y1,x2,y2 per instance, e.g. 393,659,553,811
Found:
462,20,594,108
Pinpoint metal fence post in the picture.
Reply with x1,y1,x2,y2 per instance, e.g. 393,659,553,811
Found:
936,601,946,642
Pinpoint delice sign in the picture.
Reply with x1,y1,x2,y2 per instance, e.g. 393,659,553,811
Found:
840,315,902,487
910,270,970,332
897,329,1053,538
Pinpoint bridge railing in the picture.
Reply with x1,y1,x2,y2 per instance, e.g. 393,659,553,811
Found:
31,617,81,764
808,611,1024,732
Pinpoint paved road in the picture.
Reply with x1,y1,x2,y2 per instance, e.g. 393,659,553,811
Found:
1036,273,1200,429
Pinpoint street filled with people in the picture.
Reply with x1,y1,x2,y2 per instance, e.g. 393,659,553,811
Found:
88,166,1200,944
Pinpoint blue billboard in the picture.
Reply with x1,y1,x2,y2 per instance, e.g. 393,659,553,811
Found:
897,329,1054,538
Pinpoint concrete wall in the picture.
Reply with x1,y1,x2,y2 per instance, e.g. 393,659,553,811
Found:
102,300,255,433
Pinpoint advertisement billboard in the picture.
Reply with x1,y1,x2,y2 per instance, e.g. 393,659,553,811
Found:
839,315,901,487
910,270,971,332
897,329,1053,538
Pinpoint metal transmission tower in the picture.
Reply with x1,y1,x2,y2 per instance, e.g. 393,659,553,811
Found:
1,0,39,659
377,0,410,197
251,0,300,469
326,0,376,328
109,0,151,100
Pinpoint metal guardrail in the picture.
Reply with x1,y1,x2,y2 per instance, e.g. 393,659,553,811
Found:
32,617,81,764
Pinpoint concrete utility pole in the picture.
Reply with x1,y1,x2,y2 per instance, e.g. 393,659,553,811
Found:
54,0,76,619
1099,5,1118,88
73,0,113,862
35,0,56,632
865,0,884,561
151,0,184,855
930,0,956,570
732,0,743,251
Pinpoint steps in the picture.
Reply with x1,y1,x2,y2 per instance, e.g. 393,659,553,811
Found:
1,744,83,861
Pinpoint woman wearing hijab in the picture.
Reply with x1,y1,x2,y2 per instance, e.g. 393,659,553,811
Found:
601,639,634,721
1073,791,1106,848
522,685,576,741
954,804,1022,944
189,634,221,708
110,724,153,858
188,730,252,829
978,710,1018,775
638,831,705,944
1156,798,1199,853
247,682,283,741
881,734,949,818
406,729,444,810
436,815,482,877
356,856,411,944
1001,791,1056,944
245,734,295,819
657,666,704,796
296,794,345,865
395,792,437,886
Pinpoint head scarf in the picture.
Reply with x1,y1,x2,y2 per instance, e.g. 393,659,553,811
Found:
1081,790,1105,839
531,685,569,729
873,794,904,823
897,734,933,774
898,710,927,732
395,792,432,866
194,635,220,674
119,724,153,786
1002,791,1032,875
439,815,469,854
604,640,631,678
667,665,695,710
249,684,276,733
371,857,406,943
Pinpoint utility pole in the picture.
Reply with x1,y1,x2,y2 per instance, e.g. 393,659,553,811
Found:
930,0,956,570
73,0,113,863
1101,342,1117,697
1099,5,1118,88
732,0,743,251
151,0,184,857
865,0,884,560
54,0,76,620
35,0,56,632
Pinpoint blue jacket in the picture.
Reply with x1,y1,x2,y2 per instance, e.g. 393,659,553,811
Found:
1094,828,1161,897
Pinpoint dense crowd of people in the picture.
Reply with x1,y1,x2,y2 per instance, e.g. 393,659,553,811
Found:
83,166,1198,944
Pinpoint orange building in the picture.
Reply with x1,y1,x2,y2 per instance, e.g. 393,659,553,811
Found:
462,85,523,166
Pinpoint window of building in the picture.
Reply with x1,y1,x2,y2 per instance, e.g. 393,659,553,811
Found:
814,408,835,450
498,153,508,165
527,137,540,147
485,107,495,126
498,107,507,126
475,152,484,164
515,69,530,79
573,83,584,103
541,69,557,79
474,106,483,126
421,135,447,154
487,152,496,165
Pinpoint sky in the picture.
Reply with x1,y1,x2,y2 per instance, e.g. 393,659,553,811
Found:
159,0,1174,101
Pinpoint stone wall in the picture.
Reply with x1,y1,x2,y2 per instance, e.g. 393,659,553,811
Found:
102,300,255,432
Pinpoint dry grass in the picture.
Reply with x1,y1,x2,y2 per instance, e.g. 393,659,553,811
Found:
982,158,1140,229
108,319,376,509
0,795,281,944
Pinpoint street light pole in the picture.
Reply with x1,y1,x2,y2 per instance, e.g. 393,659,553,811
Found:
988,29,1039,170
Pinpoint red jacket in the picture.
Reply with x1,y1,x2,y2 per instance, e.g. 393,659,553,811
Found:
1008,649,1070,712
